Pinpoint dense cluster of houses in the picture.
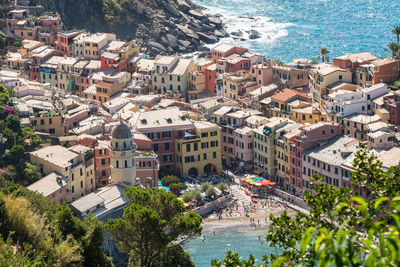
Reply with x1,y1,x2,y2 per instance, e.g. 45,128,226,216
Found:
2,5,400,217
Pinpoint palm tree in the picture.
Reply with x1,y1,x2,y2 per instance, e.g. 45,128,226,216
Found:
392,25,400,44
384,42,400,58
317,47,330,62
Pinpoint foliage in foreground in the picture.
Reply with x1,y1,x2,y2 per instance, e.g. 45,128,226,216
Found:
0,177,112,266
212,143,400,266
106,187,202,267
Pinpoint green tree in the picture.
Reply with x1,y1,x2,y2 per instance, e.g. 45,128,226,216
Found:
106,187,202,267
201,182,211,193
7,145,25,164
182,191,193,203
317,47,330,62
212,143,400,265
161,175,180,186
24,163,41,183
13,38,23,48
392,25,400,44
0,93,10,106
169,182,187,195
193,190,202,203
385,42,400,58
55,203,112,267
216,182,228,195
22,126,42,148
5,114,21,133
206,186,217,199
152,244,195,267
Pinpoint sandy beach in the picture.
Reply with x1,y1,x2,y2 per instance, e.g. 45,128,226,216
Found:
201,198,297,231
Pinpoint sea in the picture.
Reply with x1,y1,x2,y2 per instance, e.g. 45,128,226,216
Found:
193,0,400,62
185,1,398,265
184,226,277,266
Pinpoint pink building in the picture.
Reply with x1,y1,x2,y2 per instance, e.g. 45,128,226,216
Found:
302,135,358,197
290,122,341,195
234,126,253,164
66,107,90,130
27,172,68,203
130,108,194,172
220,109,262,167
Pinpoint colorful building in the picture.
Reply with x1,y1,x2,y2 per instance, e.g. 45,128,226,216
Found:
175,121,222,177
130,108,195,172
29,145,95,202
30,111,66,136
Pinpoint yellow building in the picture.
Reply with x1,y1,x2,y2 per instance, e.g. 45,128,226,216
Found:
175,121,222,177
30,111,66,136
292,106,327,124
222,71,255,100
19,39,44,57
29,145,95,202
309,63,352,104
340,114,381,141
270,88,310,118
74,33,116,59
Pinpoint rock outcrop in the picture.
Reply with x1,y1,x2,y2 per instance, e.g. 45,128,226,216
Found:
31,0,226,56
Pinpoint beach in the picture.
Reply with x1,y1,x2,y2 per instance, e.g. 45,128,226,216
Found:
185,196,296,266
202,193,297,231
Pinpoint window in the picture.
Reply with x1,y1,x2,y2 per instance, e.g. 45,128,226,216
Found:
201,142,209,149
80,168,83,176
335,167,338,174
125,160,128,168
186,144,191,152
80,181,83,188
339,75,343,80
213,152,217,158
322,130,326,135
154,144,158,152
162,131,171,138
203,153,207,160
165,143,170,151
194,143,198,151
201,132,209,138
72,186,74,193
116,160,119,168
101,159,106,165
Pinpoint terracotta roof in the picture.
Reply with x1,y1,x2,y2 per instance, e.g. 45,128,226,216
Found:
271,88,308,103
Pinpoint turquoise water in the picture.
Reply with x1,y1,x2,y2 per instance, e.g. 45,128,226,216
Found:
184,227,278,266
194,0,400,62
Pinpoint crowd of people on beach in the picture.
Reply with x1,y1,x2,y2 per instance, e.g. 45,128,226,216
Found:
214,196,284,224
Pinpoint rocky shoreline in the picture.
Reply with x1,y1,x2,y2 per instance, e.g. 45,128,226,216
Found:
136,0,227,56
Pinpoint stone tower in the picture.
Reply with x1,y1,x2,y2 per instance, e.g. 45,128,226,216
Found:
109,119,137,186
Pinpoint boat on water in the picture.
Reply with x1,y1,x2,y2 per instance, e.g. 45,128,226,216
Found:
251,197,258,203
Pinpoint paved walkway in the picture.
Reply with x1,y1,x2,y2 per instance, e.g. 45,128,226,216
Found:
229,184,251,206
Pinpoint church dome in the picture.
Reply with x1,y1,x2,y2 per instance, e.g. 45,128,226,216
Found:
111,119,132,139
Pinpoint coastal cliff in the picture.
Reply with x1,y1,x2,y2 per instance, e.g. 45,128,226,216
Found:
26,0,226,55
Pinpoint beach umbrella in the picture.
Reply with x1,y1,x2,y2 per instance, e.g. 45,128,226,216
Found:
251,174,258,178
241,177,248,181
249,180,257,185
255,182,263,186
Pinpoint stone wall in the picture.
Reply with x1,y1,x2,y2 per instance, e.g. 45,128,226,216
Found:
273,189,311,211
192,194,232,217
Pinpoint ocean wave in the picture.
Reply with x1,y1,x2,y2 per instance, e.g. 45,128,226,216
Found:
198,2,292,49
